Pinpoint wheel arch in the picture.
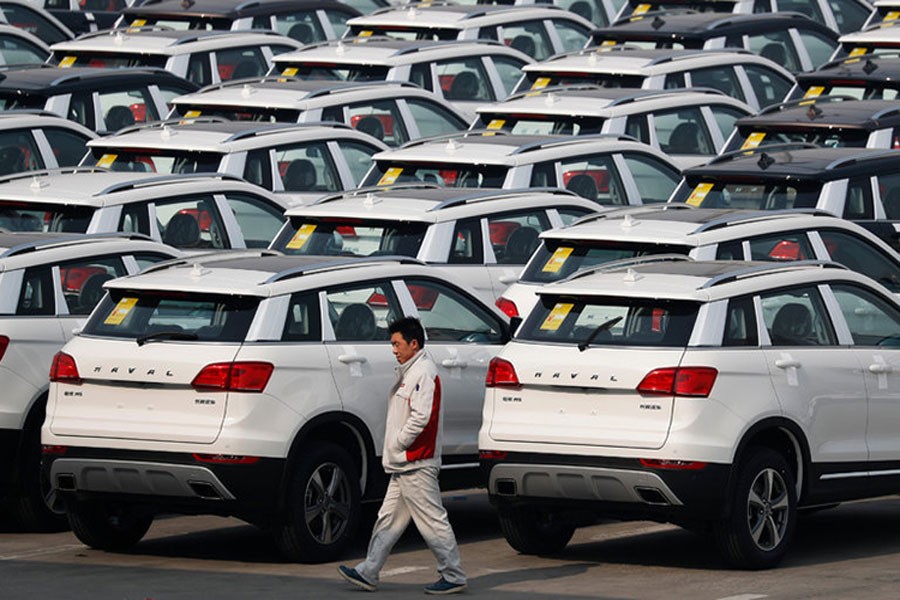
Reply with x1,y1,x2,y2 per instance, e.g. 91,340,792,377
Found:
731,416,811,509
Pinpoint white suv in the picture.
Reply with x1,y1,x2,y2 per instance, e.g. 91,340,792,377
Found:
481,258,900,569
0,233,179,531
42,253,510,561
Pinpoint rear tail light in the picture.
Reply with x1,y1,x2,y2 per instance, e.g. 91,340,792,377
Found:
50,352,81,384
640,458,707,470
42,445,68,455
479,450,508,460
0,335,8,362
495,296,519,318
486,357,520,388
636,367,717,397
191,362,274,392
193,453,260,464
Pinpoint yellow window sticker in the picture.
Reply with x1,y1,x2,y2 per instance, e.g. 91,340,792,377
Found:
286,224,318,250
184,110,202,118
104,297,138,326
130,19,146,26
530,77,551,90
685,182,714,207
886,10,900,21
632,3,651,14
59,56,76,68
358,30,373,37
803,85,825,99
741,132,766,150
542,246,573,273
378,167,403,186
849,47,868,57
600,40,617,47
541,303,574,331
281,67,299,77
486,119,506,130
96,154,117,168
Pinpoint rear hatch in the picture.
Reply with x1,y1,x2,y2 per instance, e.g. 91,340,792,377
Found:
487,294,699,450
47,289,260,445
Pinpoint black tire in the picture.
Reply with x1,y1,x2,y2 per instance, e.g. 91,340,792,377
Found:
67,500,153,551
497,504,574,555
275,443,361,563
6,402,67,532
715,447,797,570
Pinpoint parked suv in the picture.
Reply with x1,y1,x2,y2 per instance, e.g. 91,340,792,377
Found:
497,206,900,318
360,131,682,205
269,185,599,301
669,144,900,250
0,112,96,176
786,53,900,101
480,258,900,568
0,232,179,530
42,253,510,561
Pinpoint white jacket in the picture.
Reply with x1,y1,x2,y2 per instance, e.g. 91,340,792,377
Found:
382,349,442,473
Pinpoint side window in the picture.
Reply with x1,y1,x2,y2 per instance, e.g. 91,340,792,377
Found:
655,107,715,155
882,171,900,219
624,115,650,145
760,285,836,346
689,67,745,102
844,176,874,220
826,0,870,33
335,140,380,187
326,282,400,341
59,255,128,315
621,152,680,204
98,87,154,132
743,65,793,109
17,266,54,316
276,141,341,192
157,85,191,112
831,283,900,346
747,232,814,261
747,31,801,73
224,193,285,248
819,229,900,293
487,209,550,265
709,105,747,142
43,128,91,167
664,72,685,89
273,11,326,43
716,240,744,260
775,0,824,22
490,55,527,97
437,58,493,102
282,291,322,342
119,202,150,235
797,30,839,69
409,63,433,92
723,295,758,347
558,154,627,205
243,148,273,190
404,278,504,343
549,19,591,54
0,130,42,174
346,99,405,145
557,207,594,225
215,47,266,81
132,252,175,271
529,161,556,188
449,217,483,264
405,98,467,140
187,52,212,86
498,21,552,60
67,91,94,130
155,195,229,249
323,9,353,38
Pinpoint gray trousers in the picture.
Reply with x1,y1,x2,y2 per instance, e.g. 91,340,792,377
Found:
355,466,467,585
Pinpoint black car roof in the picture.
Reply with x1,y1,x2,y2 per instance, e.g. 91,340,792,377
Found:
736,97,900,130
593,12,836,44
797,54,900,84
0,66,198,94
122,0,360,19
683,146,900,181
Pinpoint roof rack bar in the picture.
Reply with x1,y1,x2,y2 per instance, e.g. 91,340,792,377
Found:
224,120,353,142
394,129,507,151
111,115,230,137
757,94,857,116
700,259,846,289
0,232,155,258
559,254,693,283
567,202,694,227
691,208,835,234
266,255,425,283
137,249,282,276
427,186,580,212
313,182,441,205
0,165,109,186
704,142,820,166
511,133,639,155
96,172,245,196
824,148,896,171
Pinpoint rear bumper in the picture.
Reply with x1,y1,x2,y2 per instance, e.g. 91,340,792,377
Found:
482,452,732,523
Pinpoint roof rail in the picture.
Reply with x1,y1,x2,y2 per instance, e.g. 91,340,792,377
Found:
172,29,286,46
559,254,693,283
47,66,174,88
0,232,156,258
224,120,353,142
704,142,820,166
460,3,566,19
394,129,509,151
266,255,426,283
824,148,897,171
137,249,283,276
111,115,230,137
756,94,858,115
75,25,175,40
392,38,507,56
96,172,246,196
566,202,694,227
699,259,846,289
0,108,65,119
313,182,441,205
0,165,109,186
427,186,579,211
691,208,836,234
511,133,640,155
609,7,697,26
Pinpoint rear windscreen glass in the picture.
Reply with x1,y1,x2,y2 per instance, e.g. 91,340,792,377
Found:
272,218,429,257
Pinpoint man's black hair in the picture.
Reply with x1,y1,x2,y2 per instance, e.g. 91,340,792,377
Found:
388,316,425,348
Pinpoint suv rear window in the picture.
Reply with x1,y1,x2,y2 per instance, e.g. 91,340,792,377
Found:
0,201,94,233
521,239,692,284
278,63,390,82
83,290,260,343
273,218,429,257
672,179,822,210
518,294,699,347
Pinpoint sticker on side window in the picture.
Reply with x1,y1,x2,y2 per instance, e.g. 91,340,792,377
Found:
281,67,298,77
96,154,117,168
849,47,868,57
286,224,317,250
632,3,651,14
741,132,766,150
542,246,573,273
130,19,146,27
183,110,202,118
803,86,825,99
104,297,138,326
486,119,506,130
886,10,900,21
600,40,617,47
540,302,573,331
358,30,373,37
59,56,76,68
378,167,403,186
685,182,714,207
530,77,551,90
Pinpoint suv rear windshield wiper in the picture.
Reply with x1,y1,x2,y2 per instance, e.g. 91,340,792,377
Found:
577,316,623,352
136,331,199,346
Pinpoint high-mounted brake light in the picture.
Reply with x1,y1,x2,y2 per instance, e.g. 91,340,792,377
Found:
495,296,519,318
636,367,717,397
486,357,520,388
191,362,274,392
50,352,81,384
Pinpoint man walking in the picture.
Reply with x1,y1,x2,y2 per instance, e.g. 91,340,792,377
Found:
339,317,467,595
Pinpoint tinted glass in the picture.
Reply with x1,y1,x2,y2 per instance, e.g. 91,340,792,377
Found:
273,218,428,257
760,285,835,346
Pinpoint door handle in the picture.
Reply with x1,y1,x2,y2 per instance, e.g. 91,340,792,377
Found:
775,359,801,369
869,363,893,374
338,354,367,364
441,359,468,369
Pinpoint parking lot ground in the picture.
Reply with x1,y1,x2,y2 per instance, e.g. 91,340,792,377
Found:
3,490,900,599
